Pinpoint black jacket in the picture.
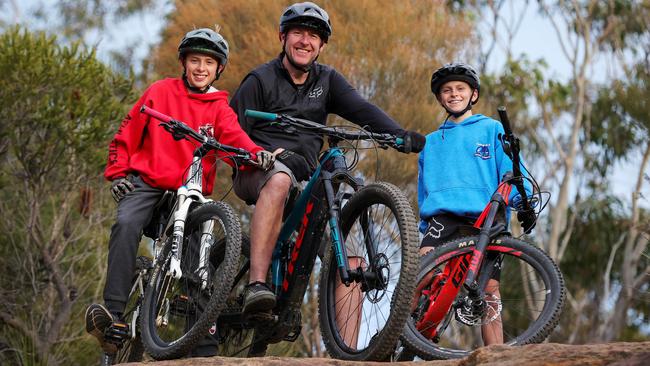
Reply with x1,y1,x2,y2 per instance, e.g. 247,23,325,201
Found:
230,55,406,169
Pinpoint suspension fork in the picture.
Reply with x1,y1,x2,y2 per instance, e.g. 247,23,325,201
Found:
167,188,193,279
321,170,352,285
197,219,215,289
464,183,511,292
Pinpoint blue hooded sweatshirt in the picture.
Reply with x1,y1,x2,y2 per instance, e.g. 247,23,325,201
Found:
417,114,530,233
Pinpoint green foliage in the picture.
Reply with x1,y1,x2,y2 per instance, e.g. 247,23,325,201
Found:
0,26,135,364
0,26,134,182
589,62,650,172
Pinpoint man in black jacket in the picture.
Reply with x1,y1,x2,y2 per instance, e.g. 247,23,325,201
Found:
230,1,425,329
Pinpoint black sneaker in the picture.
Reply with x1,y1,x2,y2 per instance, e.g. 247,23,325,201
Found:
242,282,276,314
85,303,120,353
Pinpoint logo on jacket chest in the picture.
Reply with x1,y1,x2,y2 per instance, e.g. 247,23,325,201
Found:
308,85,324,99
474,143,491,160
199,123,214,137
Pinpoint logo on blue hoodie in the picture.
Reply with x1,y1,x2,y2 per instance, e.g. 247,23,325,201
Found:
474,143,491,160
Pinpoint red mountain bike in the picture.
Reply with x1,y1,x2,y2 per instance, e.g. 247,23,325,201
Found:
399,107,565,360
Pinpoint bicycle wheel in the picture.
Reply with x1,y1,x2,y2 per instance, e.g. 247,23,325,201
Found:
140,201,242,360
402,235,565,360
111,256,152,364
319,182,419,360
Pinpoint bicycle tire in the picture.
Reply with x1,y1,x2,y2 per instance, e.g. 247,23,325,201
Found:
401,235,565,360
111,256,152,364
318,182,419,360
140,201,242,360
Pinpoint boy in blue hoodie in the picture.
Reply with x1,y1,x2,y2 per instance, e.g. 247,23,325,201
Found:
416,63,535,345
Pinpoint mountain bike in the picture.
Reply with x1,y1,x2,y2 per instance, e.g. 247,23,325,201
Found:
399,107,565,360
214,110,419,361
118,105,262,361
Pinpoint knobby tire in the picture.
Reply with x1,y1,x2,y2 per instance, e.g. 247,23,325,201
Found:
401,235,565,360
140,202,241,360
318,182,419,361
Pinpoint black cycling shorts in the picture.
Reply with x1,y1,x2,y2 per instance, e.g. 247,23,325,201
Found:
421,214,501,281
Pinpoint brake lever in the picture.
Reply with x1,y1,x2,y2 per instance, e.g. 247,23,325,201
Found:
498,133,513,158
159,122,174,133
270,120,297,134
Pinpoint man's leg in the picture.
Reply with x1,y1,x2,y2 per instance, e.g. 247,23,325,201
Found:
334,256,366,349
244,172,292,313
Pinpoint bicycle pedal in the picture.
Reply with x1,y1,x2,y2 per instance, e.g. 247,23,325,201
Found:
104,321,129,344
283,325,302,342
169,294,196,316
246,311,275,323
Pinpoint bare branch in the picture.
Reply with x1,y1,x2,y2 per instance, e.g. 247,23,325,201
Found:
602,233,625,301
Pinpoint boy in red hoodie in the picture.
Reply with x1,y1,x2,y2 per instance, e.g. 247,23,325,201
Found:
85,28,274,355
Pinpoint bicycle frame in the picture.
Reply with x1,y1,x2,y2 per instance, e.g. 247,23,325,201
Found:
416,178,512,339
219,109,408,350
271,145,372,310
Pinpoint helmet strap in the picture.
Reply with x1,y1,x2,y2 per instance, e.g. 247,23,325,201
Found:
182,71,213,94
440,88,478,118
281,37,316,73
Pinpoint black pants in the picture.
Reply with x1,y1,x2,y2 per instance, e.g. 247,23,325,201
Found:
104,175,163,315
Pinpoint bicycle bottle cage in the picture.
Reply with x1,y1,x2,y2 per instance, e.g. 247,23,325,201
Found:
143,191,176,239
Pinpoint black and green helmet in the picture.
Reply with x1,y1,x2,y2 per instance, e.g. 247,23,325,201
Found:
178,28,229,66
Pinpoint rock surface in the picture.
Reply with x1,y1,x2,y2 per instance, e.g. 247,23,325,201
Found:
124,341,650,366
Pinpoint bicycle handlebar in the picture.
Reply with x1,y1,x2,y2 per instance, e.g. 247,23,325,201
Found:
140,105,259,165
497,106,530,211
244,109,405,149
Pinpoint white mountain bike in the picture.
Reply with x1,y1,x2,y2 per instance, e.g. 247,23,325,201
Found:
100,105,263,364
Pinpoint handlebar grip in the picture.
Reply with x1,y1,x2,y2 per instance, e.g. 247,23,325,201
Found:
140,105,173,123
245,109,278,121
497,106,513,136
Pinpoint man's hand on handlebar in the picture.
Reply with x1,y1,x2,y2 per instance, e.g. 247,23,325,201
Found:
398,130,426,154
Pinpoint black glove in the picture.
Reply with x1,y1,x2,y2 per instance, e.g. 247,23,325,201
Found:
111,177,135,203
399,130,426,153
275,149,311,182
517,209,537,234
255,150,276,171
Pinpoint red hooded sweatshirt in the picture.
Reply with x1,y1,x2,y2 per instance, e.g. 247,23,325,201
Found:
105,78,263,195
